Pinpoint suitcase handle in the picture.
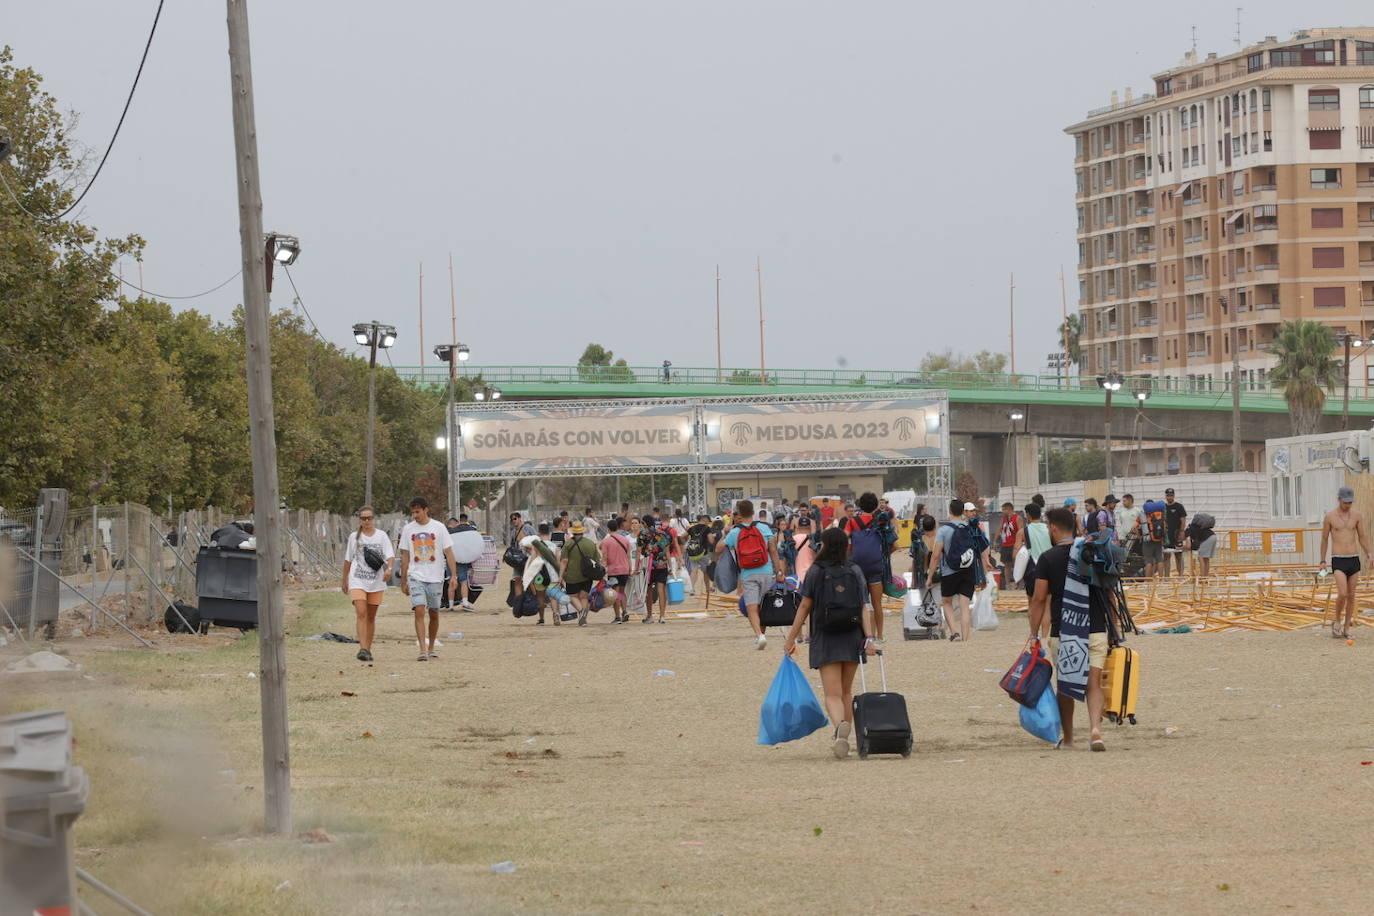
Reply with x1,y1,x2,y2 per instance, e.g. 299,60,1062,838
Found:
858,647,887,693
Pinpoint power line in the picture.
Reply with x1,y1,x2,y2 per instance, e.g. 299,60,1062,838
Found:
116,267,242,300
280,265,326,342
54,0,166,220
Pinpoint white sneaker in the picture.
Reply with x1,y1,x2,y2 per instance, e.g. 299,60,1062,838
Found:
754,634,768,650
832,721,852,759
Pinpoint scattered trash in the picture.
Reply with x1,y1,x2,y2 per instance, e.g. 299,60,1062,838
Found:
306,632,358,643
299,827,335,844
490,861,517,874
812,827,822,837
247,672,257,679
524,738,537,744
945,759,967,763
982,669,1000,673
416,639,443,649
1270,704,1283,708
2,651,81,674
654,670,676,677
1362,761,1373,766
360,732,374,739
388,674,400,678
341,691,356,697
1163,726,1179,736
1152,625,1193,634
1223,687,1244,691
1216,883,1230,892
561,672,571,677
274,880,292,893
448,632,465,639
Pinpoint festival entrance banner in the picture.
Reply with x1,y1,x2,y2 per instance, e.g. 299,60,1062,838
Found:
456,403,697,471
700,397,943,465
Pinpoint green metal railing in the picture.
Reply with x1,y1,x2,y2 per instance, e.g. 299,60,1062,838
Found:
389,364,1374,411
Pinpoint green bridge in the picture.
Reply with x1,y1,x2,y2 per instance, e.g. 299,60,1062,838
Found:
391,364,1374,418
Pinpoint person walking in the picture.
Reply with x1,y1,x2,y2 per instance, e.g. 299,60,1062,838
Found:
926,498,979,643
1020,502,1052,639
601,517,635,623
782,527,878,759
399,497,458,661
1027,507,1109,751
341,506,393,661
447,513,480,610
716,499,785,648
1162,488,1188,577
1185,513,1218,578
1320,485,1373,640
638,514,677,623
684,513,713,592
820,497,835,530
560,522,603,626
843,492,895,643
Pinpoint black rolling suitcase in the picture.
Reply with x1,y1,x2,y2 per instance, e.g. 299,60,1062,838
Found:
853,651,912,758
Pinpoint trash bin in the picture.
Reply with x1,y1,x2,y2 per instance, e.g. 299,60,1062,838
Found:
196,545,259,630
1,709,89,915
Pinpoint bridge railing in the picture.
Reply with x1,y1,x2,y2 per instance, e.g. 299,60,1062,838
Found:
388,364,1373,403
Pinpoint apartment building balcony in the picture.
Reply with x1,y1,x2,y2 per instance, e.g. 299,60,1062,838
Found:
1184,234,1204,245
1183,197,1204,207
1254,263,1279,272
1187,349,1209,357
1185,310,1208,322
1184,273,1205,283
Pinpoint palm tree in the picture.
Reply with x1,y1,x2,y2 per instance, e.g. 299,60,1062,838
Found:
1267,320,1341,435
1058,314,1083,365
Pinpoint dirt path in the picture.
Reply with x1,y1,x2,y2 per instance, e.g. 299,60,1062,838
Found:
4,586,1372,914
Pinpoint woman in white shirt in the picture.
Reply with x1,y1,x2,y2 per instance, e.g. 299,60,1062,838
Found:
342,507,395,662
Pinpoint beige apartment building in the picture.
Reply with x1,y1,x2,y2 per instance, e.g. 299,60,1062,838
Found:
1067,28,1374,398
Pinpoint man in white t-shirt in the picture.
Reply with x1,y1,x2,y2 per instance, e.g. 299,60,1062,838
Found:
399,496,457,662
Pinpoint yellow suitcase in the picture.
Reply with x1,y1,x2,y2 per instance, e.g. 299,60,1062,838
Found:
1101,646,1140,725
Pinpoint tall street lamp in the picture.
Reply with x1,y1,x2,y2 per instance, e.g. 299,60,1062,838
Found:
1131,385,1151,477
1338,331,1365,429
434,342,472,517
263,232,300,293
354,321,397,506
1097,371,1123,481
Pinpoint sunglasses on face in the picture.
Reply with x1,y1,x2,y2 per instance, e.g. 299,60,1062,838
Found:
359,515,374,521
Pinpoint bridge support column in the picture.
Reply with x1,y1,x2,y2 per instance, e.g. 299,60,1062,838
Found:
1012,434,1040,488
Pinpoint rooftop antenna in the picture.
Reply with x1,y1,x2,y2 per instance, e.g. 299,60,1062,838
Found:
1235,7,1243,49
1191,25,1198,55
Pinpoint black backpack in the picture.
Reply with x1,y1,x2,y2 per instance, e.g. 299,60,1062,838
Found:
815,563,864,633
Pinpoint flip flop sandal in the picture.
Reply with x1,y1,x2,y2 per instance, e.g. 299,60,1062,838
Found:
1332,627,1346,639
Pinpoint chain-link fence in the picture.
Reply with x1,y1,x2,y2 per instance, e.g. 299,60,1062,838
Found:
0,496,357,644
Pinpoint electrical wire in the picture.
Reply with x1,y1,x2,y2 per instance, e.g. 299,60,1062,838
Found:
115,268,242,300
281,265,326,341
53,0,166,220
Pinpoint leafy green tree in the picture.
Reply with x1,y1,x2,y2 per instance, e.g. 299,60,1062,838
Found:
577,342,633,382
918,349,1008,378
1268,320,1341,436
1208,451,1235,473
0,47,142,507
1044,444,1106,483
1059,314,1083,368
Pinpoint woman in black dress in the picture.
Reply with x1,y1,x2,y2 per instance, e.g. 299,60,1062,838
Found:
782,527,876,759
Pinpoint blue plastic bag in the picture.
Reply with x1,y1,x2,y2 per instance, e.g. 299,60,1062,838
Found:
758,655,829,745
715,548,738,593
1018,678,1063,744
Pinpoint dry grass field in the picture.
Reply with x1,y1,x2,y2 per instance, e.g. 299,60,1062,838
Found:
4,586,1374,915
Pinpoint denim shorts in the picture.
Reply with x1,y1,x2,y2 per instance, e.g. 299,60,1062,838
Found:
456,564,471,582
408,578,444,609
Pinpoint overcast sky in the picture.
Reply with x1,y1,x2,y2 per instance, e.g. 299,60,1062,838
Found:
8,2,1369,375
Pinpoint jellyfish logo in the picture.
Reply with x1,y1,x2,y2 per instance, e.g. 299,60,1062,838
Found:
730,421,753,448
895,416,917,441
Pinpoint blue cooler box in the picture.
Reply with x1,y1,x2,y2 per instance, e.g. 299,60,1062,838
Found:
666,577,685,604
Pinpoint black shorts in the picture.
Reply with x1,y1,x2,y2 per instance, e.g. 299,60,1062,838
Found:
1332,556,1362,576
649,567,669,585
563,580,591,596
999,546,1015,567
605,575,626,589
941,567,976,599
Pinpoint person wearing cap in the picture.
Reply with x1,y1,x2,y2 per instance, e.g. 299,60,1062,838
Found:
1320,485,1373,639
1162,488,1188,576
1063,497,1084,536
559,521,603,626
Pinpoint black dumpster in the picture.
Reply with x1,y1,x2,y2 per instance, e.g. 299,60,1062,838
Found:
195,546,259,629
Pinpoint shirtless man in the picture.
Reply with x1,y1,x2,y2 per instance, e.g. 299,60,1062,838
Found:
1319,486,1373,640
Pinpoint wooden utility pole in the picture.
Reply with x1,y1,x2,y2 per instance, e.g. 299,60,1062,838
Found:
225,0,291,835
1229,296,1242,467
756,257,766,383
418,261,425,382
715,265,722,383
1008,273,1016,376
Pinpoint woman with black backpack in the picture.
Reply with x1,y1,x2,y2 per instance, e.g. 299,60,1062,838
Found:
782,527,877,759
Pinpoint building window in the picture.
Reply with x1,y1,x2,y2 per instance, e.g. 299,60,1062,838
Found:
1313,287,1346,308
1313,247,1345,268
1247,53,1264,72
1310,130,1342,150
1362,86,1374,109
1358,41,1374,66
1311,168,1341,189
1262,88,1272,111
1309,88,1340,110
1312,207,1344,228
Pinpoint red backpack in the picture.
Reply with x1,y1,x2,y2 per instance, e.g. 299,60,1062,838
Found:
735,523,769,569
